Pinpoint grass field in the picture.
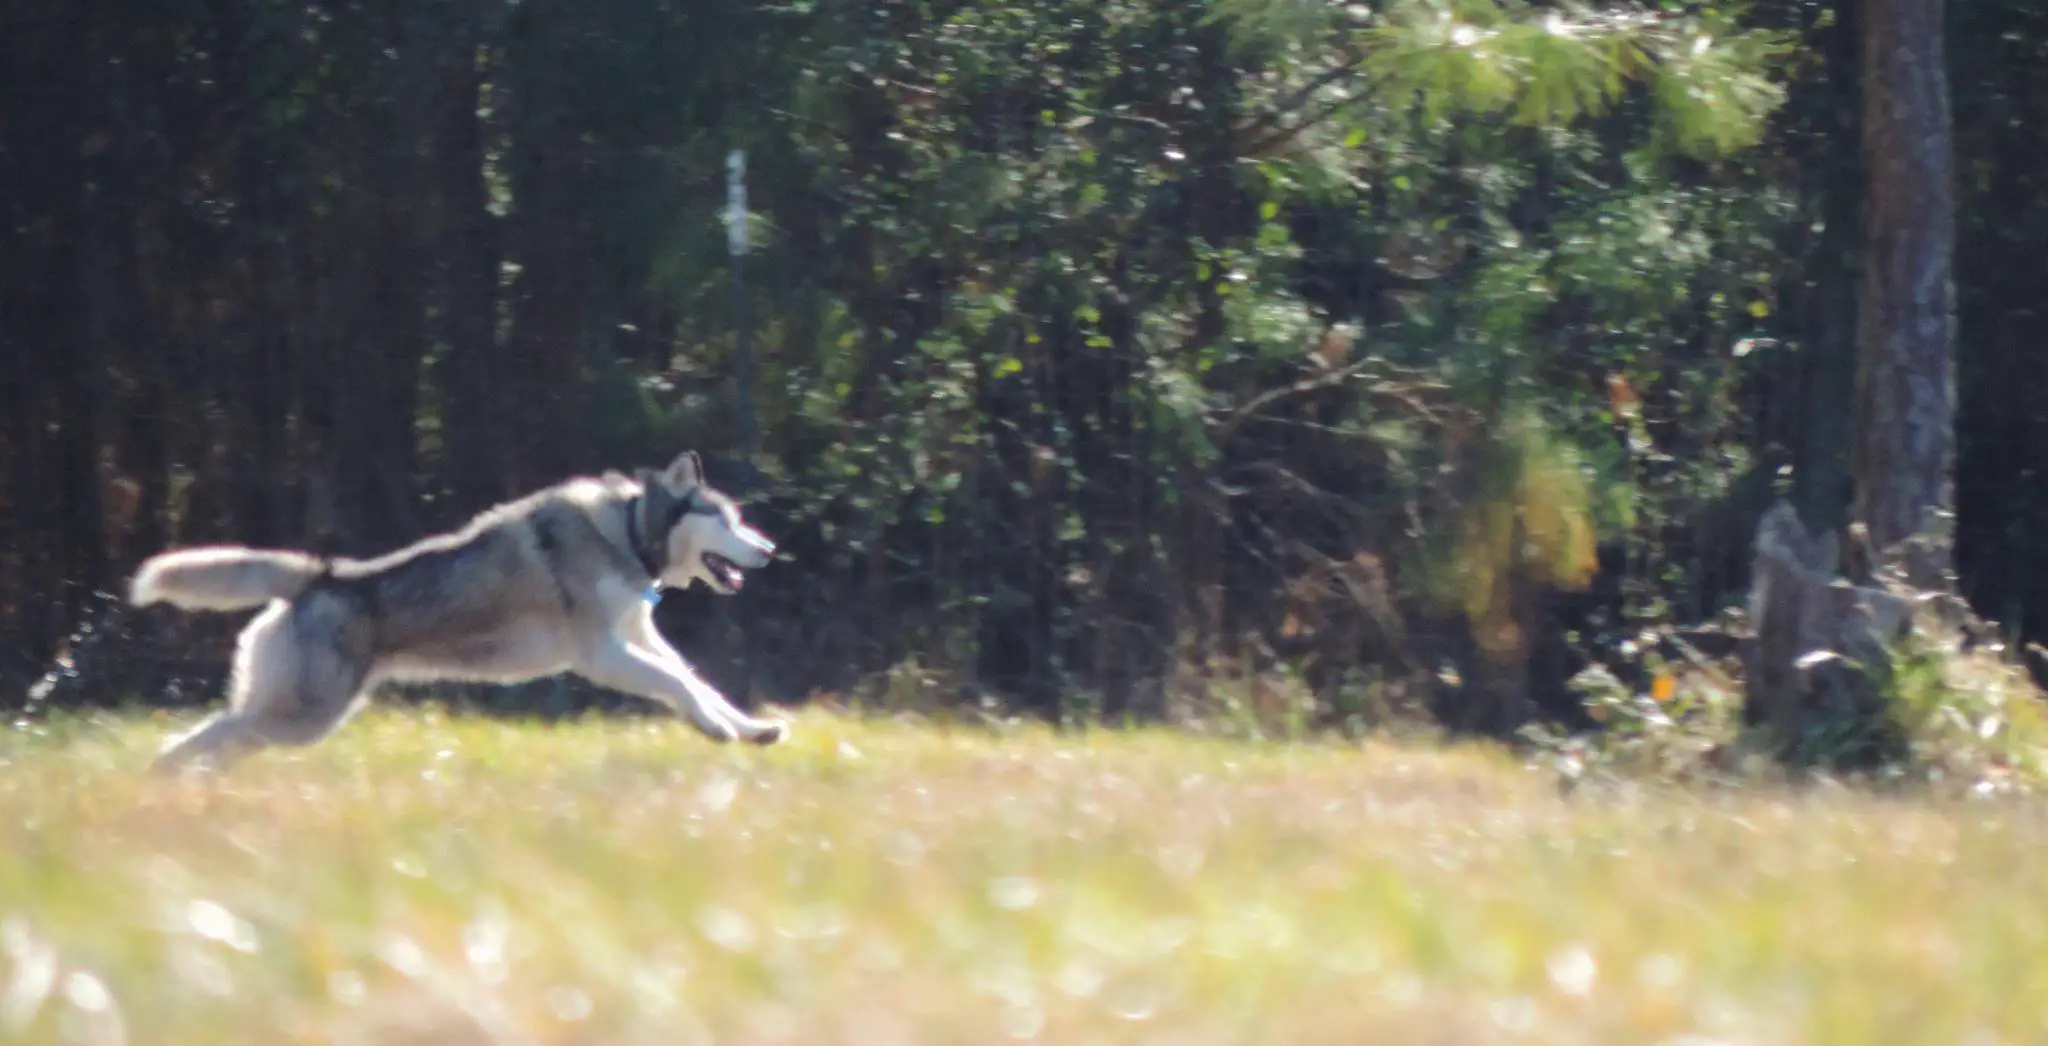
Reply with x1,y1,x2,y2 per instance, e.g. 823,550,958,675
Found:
1,707,2044,1045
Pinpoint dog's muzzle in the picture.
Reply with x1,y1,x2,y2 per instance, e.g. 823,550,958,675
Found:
703,551,748,591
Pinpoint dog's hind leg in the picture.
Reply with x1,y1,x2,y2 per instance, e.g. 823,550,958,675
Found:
151,710,265,775
152,601,371,774
153,604,287,774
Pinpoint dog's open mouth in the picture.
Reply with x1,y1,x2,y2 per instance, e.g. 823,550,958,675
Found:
703,552,745,591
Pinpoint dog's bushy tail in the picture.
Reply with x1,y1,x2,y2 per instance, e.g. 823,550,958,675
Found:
130,546,325,611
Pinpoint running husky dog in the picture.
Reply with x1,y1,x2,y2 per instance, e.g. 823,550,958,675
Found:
128,450,789,773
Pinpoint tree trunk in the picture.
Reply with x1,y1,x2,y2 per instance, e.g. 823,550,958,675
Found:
1852,0,1957,566
1745,0,1959,752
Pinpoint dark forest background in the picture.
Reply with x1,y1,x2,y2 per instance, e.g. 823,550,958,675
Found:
0,0,2030,742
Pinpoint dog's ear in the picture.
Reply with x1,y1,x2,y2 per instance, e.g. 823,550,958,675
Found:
658,450,705,492
632,466,673,512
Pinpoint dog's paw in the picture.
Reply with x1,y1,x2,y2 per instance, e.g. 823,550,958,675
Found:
744,719,790,746
696,720,741,744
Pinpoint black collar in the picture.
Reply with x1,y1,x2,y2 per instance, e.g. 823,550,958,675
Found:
623,493,668,581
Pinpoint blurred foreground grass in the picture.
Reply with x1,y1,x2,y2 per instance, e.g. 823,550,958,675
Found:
1,707,2045,1045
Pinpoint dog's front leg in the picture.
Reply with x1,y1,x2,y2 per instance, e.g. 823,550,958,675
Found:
630,630,790,746
574,639,781,745
661,653,788,746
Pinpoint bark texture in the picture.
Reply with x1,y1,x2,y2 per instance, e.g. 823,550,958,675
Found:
1747,0,1960,744
1852,0,1957,559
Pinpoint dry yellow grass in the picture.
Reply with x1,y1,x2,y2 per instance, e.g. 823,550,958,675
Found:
1,706,2044,1045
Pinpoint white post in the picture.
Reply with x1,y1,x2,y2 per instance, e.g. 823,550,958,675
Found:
726,149,755,460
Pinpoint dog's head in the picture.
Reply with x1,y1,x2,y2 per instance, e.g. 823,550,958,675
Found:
638,451,776,594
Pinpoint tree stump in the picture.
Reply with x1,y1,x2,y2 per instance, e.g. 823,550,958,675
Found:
1744,501,1915,749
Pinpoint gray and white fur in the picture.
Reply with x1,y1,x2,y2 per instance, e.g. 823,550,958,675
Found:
129,450,788,773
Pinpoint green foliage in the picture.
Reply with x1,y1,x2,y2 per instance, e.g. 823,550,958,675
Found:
2,0,1823,735
1527,612,2048,797
1781,629,2048,794
542,0,1809,727
1424,407,1601,661
1522,654,1744,787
